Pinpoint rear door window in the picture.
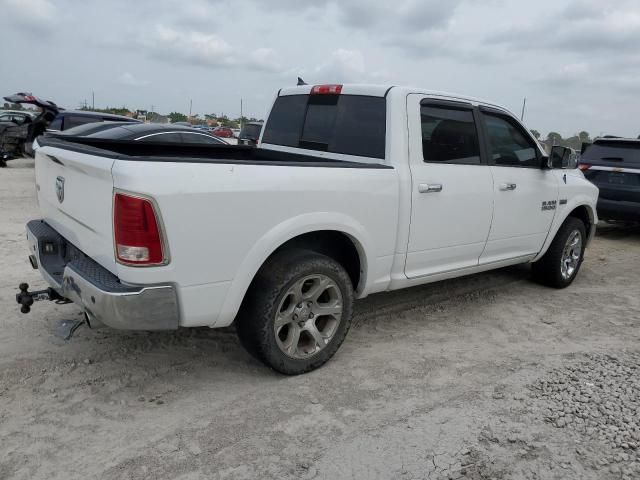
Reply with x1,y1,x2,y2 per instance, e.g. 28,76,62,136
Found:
262,94,386,159
421,106,481,164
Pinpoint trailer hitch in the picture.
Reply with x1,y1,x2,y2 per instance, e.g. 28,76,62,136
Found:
15,282,70,313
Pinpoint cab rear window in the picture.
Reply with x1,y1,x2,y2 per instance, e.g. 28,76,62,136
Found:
262,94,386,159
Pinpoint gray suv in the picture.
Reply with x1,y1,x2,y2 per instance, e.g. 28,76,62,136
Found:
580,137,640,223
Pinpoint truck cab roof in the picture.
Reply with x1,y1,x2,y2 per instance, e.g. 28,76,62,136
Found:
278,84,514,115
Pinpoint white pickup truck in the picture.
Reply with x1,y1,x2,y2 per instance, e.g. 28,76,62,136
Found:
19,84,598,374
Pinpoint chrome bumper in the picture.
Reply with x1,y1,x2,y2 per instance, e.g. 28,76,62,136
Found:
26,220,179,330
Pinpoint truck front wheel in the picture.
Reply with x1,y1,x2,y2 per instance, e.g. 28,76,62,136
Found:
532,217,587,288
236,249,354,375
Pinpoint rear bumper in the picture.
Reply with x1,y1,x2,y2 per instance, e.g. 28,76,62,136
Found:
597,198,640,222
26,220,180,330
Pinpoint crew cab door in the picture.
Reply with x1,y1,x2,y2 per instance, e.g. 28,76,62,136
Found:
478,109,559,263
404,95,494,278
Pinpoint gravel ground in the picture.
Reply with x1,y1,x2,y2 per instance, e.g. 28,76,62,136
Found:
1,157,639,480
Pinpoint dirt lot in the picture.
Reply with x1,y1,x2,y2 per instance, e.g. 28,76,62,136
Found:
1,158,639,480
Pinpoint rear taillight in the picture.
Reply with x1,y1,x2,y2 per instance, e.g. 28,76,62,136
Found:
113,192,166,266
310,84,342,95
578,163,592,172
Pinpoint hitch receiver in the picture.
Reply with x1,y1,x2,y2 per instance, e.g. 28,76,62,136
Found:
16,282,66,314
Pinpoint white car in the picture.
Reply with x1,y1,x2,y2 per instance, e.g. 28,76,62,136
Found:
19,84,598,374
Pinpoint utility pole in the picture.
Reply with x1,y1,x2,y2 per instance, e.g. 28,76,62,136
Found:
240,98,243,128
92,91,95,109
520,97,527,122
189,99,192,118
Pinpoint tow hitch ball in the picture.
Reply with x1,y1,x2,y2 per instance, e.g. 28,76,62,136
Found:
15,283,64,314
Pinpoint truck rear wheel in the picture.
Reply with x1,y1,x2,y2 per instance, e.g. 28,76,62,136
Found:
236,249,354,375
532,217,587,288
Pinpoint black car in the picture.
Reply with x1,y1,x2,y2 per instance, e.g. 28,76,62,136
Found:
53,122,229,144
238,121,263,146
1,93,60,163
580,137,640,223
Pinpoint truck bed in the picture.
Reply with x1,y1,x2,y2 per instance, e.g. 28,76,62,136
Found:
38,134,391,169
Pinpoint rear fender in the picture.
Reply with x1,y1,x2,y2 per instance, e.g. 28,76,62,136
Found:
214,212,372,327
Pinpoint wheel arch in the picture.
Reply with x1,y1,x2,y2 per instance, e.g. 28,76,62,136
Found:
214,213,372,327
534,201,597,262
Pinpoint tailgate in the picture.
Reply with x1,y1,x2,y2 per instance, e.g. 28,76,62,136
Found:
34,144,117,273
584,168,640,202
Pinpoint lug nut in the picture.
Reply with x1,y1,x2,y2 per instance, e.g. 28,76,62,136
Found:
293,314,298,320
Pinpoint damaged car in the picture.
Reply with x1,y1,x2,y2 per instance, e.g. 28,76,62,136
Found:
1,93,140,166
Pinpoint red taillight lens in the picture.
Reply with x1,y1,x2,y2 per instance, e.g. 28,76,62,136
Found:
310,84,342,95
113,192,165,266
578,163,592,172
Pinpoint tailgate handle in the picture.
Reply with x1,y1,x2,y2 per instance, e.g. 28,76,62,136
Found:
500,183,517,191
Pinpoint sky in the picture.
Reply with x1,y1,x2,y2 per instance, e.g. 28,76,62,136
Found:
1,0,639,138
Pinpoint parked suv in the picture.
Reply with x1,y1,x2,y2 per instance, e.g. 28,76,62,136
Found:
580,137,640,222
238,121,263,146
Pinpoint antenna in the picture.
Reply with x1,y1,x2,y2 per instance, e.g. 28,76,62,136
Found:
520,97,527,122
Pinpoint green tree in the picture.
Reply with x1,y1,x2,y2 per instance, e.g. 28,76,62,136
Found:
578,131,591,144
546,132,563,146
168,112,188,123
530,129,541,140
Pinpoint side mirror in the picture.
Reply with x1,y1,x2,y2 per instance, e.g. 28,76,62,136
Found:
548,145,575,169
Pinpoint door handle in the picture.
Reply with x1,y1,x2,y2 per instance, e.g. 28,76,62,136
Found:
500,183,517,191
418,183,443,193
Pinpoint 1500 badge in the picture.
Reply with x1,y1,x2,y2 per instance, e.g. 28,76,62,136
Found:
541,200,557,211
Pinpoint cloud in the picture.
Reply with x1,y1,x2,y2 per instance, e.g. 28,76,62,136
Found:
117,72,150,87
137,24,281,72
487,1,640,55
0,0,57,34
338,0,463,32
242,0,464,33
314,49,367,83
141,25,234,67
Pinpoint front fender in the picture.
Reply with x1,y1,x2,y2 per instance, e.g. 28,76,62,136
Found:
533,196,597,262
214,212,373,327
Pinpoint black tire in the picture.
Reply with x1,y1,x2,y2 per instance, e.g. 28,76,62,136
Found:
235,248,354,375
532,217,587,288
0,159,7,168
